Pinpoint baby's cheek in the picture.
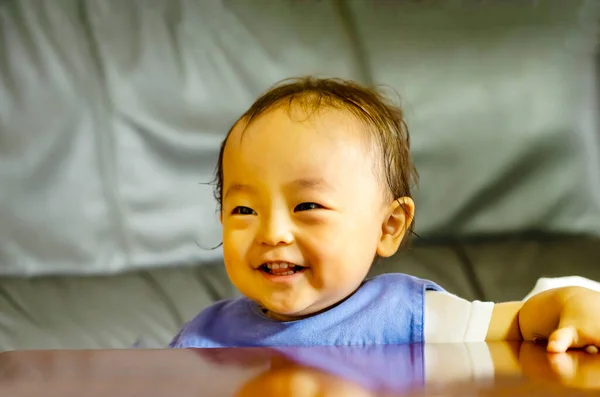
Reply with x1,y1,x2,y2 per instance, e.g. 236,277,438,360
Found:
223,231,252,257
316,249,366,286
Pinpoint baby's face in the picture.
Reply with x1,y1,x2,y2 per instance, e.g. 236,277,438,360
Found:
220,107,392,320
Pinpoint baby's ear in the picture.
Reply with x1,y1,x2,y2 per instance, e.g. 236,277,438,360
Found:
376,197,415,258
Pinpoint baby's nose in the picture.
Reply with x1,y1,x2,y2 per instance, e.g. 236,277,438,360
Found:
257,215,293,246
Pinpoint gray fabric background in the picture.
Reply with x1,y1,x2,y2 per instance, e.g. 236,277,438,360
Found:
1,0,598,276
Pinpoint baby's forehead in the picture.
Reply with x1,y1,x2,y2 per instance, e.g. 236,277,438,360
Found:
220,107,387,196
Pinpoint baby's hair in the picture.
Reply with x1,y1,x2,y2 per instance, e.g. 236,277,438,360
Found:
214,77,419,240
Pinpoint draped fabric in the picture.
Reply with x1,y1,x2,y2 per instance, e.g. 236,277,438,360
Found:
0,0,598,276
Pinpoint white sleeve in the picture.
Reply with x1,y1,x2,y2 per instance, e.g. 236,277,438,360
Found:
523,276,600,300
424,290,494,343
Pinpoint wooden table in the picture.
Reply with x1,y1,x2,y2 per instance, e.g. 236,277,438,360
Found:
1,342,599,396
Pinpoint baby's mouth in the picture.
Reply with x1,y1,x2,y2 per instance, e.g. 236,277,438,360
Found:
259,262,306,276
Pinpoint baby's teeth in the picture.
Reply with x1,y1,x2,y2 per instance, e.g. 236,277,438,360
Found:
266,262,292,270
264,262,301,276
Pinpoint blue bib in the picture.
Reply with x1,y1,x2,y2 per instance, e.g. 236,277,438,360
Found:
170,273,443,348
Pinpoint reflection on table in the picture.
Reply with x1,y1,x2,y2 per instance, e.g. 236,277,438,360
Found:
1,342,599,396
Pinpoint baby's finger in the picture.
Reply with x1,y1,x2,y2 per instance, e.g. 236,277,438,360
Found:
585,345,599,354
547,327,579,353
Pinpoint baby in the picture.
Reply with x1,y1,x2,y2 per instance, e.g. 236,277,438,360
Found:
170,77,600,352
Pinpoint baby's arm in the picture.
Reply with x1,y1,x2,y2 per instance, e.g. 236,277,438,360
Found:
445,287,600,352
427,276,600,350
485,301,523,341
424,276,600,384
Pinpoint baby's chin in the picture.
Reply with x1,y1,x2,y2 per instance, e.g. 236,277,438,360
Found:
264,307,316,322
259,301,317,322
260,297,343,322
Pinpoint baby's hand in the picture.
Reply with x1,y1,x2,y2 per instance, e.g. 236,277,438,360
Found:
520,286,600,353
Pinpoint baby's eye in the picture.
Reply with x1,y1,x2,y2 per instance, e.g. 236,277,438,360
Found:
294,202,323,212
232,206,256,215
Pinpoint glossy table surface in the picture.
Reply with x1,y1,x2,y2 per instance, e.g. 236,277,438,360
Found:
1,342,599,396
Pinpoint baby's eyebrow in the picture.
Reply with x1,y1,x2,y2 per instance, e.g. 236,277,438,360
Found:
224,178,334,199
224,183,255,199
288,177,333,192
